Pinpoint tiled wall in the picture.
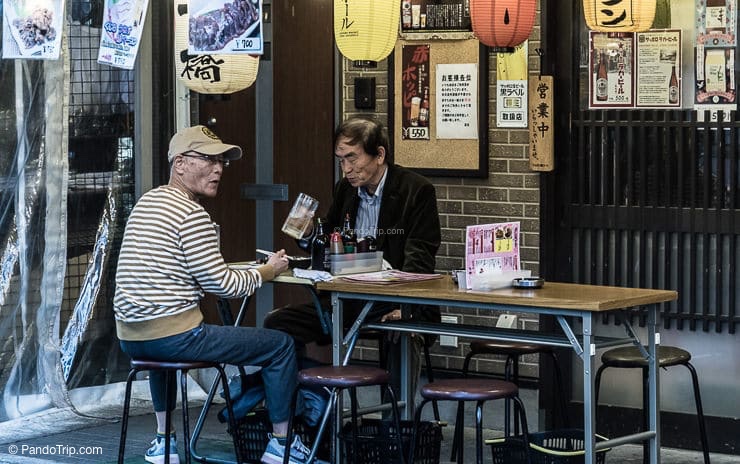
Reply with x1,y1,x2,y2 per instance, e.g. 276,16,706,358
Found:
342,6,544,378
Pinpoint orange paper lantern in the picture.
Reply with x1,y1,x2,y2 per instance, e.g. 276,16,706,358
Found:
471,0,536,52
583,0,655,32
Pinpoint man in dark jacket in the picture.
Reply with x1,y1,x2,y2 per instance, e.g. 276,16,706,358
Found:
264,116,441,397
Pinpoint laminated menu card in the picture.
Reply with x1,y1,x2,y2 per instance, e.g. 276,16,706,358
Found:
464,222,521,289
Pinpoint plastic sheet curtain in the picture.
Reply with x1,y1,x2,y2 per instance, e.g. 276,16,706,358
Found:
0,58,69,420
0,9,134,429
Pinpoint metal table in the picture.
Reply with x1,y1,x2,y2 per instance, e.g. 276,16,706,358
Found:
317,276,677,464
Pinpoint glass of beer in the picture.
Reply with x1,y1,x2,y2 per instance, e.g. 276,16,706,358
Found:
281,193,319,239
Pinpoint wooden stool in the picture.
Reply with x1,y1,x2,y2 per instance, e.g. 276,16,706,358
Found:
413,378,532,464
117,359,242,464
595,345,710,464
283,365,406,464
451,340,568,461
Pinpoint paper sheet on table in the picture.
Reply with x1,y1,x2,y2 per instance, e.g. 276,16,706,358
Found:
293,268,333,282
468,270,532,291
339,270,442,285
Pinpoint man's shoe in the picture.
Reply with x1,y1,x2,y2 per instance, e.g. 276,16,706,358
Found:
144,434,180,464
261,433,314,464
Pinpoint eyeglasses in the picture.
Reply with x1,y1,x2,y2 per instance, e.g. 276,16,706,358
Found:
180,153,230,168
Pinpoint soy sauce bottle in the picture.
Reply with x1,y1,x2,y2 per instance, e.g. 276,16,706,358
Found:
341,213,357,253
310,218,329,271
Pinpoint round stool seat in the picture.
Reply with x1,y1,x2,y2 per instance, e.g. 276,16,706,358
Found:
601,345,691,368
298,365,389,388
469,340,553,356
421,378,518,402
130,359,220,370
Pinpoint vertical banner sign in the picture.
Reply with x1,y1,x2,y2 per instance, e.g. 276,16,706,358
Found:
2,0,65,59
694,0,736,121
528,76,554,172
98,0,150,69
589,32,634,108
496,43,528,128
436,62,478,139
401,44,431,140
188,0,264,55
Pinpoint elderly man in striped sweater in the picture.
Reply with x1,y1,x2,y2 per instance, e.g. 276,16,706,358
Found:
114,126,313,464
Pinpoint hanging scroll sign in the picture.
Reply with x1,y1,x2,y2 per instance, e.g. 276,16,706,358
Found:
528,75,554,171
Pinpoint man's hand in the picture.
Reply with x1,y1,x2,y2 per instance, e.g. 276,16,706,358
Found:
267,249,289,275
380,309,403,343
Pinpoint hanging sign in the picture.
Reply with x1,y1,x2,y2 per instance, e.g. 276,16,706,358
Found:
2,0,64,60
97,0,149,69
188,0,264,55
693,0,736,121
528,76,554,172
401,43,431,140
495,42,528,128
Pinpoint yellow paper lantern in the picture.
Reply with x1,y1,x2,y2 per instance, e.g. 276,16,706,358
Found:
174,1,259,94
583,0,655,32
334,0,400,67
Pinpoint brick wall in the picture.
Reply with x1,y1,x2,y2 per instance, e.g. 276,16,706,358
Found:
342,7,543,378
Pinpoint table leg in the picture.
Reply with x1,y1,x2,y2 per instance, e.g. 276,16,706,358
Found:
582,313,596,464
648,304,661,464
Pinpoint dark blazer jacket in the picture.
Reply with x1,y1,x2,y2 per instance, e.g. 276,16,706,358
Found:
324,163,442,323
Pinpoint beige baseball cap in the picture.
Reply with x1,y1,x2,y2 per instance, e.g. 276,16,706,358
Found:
167,125,242,162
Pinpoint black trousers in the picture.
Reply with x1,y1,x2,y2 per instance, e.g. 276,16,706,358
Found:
263,295,423,403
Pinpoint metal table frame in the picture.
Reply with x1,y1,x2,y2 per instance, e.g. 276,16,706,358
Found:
320,277,675,464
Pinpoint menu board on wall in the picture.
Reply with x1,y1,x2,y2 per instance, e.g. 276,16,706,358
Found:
589,32,634,108
401,43,431,140
589,29,685,109
636,30,682,107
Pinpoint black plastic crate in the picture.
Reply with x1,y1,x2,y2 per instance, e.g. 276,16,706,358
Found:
488,429,609,464
228,408,330,463
341,418,442,464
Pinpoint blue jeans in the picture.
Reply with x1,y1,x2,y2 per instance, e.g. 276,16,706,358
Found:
119,323,298,424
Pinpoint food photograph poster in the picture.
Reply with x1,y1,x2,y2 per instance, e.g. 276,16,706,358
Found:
3,0,64,59
188,0,264,55
97,0,149,69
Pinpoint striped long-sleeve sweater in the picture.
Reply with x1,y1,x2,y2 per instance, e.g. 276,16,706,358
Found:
113,186,274,341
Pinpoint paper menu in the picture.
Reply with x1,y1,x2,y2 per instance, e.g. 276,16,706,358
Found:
464,222,521,289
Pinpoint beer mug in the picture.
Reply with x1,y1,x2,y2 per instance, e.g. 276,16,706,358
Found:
281,193,319,239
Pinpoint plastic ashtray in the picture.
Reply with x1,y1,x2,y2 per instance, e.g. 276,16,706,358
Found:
511,277,544,289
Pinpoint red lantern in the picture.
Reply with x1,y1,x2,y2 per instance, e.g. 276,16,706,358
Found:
471,0,536,52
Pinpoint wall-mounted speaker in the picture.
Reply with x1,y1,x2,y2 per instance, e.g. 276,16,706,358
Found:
354,77,376,109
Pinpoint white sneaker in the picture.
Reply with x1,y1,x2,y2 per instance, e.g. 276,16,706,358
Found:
144,434,180,464
261,433,317,464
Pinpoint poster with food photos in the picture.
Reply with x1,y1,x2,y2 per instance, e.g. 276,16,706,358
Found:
465,222,521,289
3,0,64,59
97,0,149,69
188,0,264,55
